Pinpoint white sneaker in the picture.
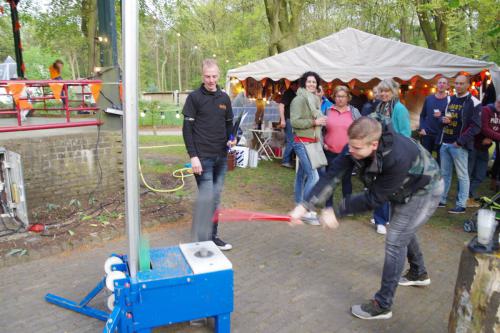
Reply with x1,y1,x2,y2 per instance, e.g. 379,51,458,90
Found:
376,224,387,235
370,218,375,224
302,211,321,226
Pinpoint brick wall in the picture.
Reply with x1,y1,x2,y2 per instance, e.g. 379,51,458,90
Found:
0,130,123,212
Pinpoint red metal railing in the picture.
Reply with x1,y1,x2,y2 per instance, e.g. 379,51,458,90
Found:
0,80,103,132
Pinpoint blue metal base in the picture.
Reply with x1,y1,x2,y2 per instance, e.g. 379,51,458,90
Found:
45,246,234,333
45,277,109,322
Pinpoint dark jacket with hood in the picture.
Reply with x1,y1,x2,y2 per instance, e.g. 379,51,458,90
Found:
303,131,441,217
439,93,482,150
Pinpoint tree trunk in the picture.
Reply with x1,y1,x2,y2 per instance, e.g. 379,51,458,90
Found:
155,33,161,91
82,0,97,76
399,16,410,42
161,58,167,92
434,13,448,51
67,51,76,80
414,0,448,52
264,0,304,55
74,52,81,79
448,244,500,332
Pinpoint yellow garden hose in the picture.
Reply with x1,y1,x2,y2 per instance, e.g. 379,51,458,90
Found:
138,144,193,193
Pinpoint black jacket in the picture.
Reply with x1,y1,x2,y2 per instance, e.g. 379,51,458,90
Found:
438,93,482,150
304,131,441,216
182,84,233,158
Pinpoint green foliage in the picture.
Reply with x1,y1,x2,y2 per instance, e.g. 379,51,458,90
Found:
1,0,497,90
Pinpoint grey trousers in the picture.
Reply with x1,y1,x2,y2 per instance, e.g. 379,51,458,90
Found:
374,179,444,309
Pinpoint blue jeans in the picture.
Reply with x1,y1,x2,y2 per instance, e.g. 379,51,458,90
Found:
440,143,469,208
282,119,294,164
374,179,444,309
468,149,489,199
192,155,227,242
324,150,352,207
293,141,319,204
374,202,391,226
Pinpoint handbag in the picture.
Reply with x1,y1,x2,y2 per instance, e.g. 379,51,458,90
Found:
298,132,327,169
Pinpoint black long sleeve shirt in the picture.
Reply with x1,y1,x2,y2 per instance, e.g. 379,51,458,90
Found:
182,84,233,158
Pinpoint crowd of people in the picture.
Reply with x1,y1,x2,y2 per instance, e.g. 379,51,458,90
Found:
182,60,498,321
280,71,500,231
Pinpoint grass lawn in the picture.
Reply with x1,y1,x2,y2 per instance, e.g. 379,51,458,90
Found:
138,135,494,232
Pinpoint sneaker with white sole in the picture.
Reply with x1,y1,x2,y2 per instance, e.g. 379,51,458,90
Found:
398,270,431,286
351,299,392,320
370,218,375,224
302,211,321,226
212,237,232,251
376,224,387,235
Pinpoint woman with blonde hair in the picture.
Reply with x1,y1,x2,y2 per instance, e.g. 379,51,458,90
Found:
371,78,411,235
374,79,411,136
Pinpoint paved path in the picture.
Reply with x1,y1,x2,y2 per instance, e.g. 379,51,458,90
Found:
0,218,468,333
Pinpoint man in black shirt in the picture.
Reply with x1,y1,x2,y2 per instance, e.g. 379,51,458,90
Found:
279,81,298,168
182,59,235,250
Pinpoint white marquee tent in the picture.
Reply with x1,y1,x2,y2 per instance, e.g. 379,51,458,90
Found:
227,28,499,90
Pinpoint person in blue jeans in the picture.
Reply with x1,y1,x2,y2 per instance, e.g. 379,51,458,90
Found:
371,79,411,235
290,117,443,320
279,82,298,168
438,75,481,214
182,59,236,250
290,71,326,224
418,77,450,163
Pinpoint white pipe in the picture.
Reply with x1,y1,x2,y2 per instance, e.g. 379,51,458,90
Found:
122,0,140,278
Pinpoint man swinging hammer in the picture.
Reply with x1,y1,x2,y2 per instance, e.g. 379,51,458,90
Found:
290,117,443,320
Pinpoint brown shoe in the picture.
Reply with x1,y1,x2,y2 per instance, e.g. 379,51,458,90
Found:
466,198,480,208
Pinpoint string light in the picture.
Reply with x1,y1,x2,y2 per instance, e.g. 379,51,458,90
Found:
408,85,414,90
431,87,436,93
485,71,491,76
487,79,491,85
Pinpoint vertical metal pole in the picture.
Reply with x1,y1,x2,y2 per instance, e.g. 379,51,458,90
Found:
122,0,140,278
177,35,182,92
9,0,25,78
